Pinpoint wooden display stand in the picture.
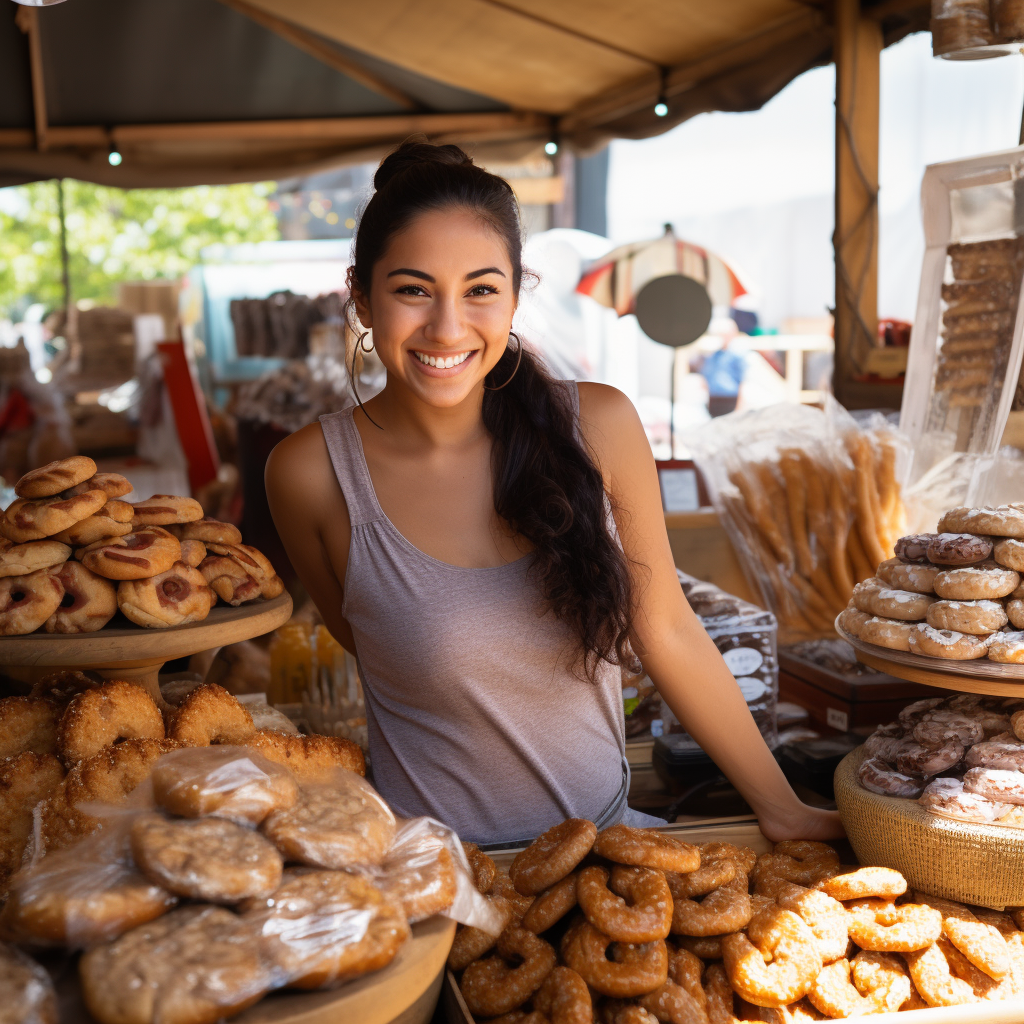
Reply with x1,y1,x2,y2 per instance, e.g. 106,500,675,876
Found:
0,594,294,702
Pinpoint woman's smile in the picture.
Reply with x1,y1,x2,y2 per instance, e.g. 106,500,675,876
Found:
410,348,478,376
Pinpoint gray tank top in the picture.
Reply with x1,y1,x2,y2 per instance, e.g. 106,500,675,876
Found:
319,382,628,845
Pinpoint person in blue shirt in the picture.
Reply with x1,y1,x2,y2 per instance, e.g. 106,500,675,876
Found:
695,317,747,417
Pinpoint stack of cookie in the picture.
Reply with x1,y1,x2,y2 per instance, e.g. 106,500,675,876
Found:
0,744,466,1024
0,455,284,634
857,692,1024,826
452,824,1024,1019
0,676,366,898
837,502,1024,664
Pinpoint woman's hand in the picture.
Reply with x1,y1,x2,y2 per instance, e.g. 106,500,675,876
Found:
756,804,845,844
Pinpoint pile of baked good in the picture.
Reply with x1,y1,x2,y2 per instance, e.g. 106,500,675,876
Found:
856,692,1024,827
0,676,365,898
838,503,1024,663
451,820,1024,1021
0,455,284,634
0,743,465,1024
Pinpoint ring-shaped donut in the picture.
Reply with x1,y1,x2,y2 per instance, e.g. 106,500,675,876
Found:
808,953,911,1017
859,617,914,652
670,878,752,937
877,557,940,594
868,588,935,621
57,680,165,763
934,563,1020,601
837,606,871,637
447,895,512,971
461,842,497,894
509,819,597,896
460,925,557,1017
44,560,117,634
0,568,64,635
699,842,757,876
994,537,1024,572
894,534,935,563
592,825,700,874
80,526,181,581
903,942,975,1007
117,561,213,628
939,505,1024,539
927,599,1007,635
752,841,839,889
908,623,989,660
561,919,668,998
521,871,578,934
637,980,706,1024
845,899,942,952
988,630,1024,663
721,905,821,1008
927,532,993,566
666,858,735,900
857,757,924,798
532,966,592,1024
167,683,255,746
774,881,849,964
820,867,906,901
576,865,672,943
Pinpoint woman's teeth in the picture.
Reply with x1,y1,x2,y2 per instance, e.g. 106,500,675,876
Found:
414,351,471,369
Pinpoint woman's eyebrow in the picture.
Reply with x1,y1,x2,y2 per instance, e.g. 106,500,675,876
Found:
466,267,505,280
387,268,434,281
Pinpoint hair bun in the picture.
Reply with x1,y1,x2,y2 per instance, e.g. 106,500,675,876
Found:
373,140,475,191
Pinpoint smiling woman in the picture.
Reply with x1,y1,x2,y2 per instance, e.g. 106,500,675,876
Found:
264,141,841,847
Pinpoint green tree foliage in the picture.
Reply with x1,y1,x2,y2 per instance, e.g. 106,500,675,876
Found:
0,179,279,320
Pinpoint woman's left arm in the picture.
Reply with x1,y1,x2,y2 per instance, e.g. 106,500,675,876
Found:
577,383,843,842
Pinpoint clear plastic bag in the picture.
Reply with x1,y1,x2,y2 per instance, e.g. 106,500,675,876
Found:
689,400,910,643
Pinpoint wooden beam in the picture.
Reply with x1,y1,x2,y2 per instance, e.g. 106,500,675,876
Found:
215,0,420,111
14,5,48,150
560,8,821,133
864,0,928,19
833,0,882,409
0,112,545,150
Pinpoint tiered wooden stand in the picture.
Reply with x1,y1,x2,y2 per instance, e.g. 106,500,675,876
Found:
1,594,457,1024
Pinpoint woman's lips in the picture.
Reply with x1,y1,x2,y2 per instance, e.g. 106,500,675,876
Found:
410,349,478,378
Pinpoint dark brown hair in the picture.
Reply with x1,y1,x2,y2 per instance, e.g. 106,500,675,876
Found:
347,140,633,678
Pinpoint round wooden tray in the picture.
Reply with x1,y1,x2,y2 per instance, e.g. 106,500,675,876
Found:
55,915,456,1024
0,594,293,700
835,621,1024,697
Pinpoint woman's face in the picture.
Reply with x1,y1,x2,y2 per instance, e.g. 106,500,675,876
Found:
354,207,517,408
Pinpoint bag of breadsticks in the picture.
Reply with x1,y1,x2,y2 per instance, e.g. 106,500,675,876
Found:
689,399,910,643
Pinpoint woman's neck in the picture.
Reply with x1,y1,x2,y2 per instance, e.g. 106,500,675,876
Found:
361,380,488,450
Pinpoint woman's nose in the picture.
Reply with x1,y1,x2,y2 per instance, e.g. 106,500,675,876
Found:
423,296,468,346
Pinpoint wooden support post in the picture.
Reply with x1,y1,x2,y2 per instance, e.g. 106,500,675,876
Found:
15,5,48,151
833,0,882,409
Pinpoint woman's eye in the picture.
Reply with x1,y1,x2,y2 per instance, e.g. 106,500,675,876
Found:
468,284,498,296
395,285,428,296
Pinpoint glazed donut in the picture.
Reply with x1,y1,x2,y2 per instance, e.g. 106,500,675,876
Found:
510,819,597,896
752,841,839,888
895,739,964,777
533,966,593,1024
898,698,944,729
489,873,534,920
859,617,914,652
667,854,736,900
577,864,673,942
773,882,849,964
521,871,579,934
181,517,242,545
914,893,1012,982
130,494,204,526
670,876,752,937
908,623,989,660
0,568,64,635
245,729,365,779
561,919,668,998
894,534,935,563
845,898,942,952
994,538,1024,571
966,735,1024,770
447,895,513,971
1,490,107,543
721,905,821,1008
638,981,705,1024
179,539,206,568
462,842,497,894
57,680,165,763
913,710,983,748
678,936,724,960
926,533,993,566
851,578,885,614
699,840,757,876
591,824,699,874
79,526,181,581
460,925,558,1017
863,729,903,763
51,513,132,547
28,670,103,706
808,953,910,1017
857,756,924,798
0,696,59,758
963,766,1024,805
15,455,96,498
0,539,69,578
903,942,975,1007
117,561,213,628
876,557,940,594
836,606,871,637
66,471,133,499
918,777,1011,823
820,867,906,901
934,562,1020,600
378,833,457,922
927,598,1007,634
168,683,255,746
867,588,935,621
1007,599,1024,629
939,504,1024,539
198,555,261,605
44,560,117,633
1012,709,1024,742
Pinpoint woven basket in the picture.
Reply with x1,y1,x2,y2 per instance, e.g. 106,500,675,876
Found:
835,746,1024,909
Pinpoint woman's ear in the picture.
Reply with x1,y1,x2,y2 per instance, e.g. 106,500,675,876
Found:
347,269,372,329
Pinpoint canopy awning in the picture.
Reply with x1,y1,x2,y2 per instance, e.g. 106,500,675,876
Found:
0,0,928,188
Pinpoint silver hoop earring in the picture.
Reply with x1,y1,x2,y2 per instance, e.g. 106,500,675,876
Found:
483,332,523,391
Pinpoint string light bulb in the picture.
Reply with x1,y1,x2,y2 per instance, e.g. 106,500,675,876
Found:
544,139,559,156
108,143,122,166
654,100,668,117
654,66,669,117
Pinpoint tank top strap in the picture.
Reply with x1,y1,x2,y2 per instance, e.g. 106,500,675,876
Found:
318,407,382,527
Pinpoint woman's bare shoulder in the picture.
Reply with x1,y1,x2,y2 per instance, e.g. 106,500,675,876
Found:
265,422,337,504
575,382,650,466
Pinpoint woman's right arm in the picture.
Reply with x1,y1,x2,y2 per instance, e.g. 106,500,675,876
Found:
264,423,357,651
